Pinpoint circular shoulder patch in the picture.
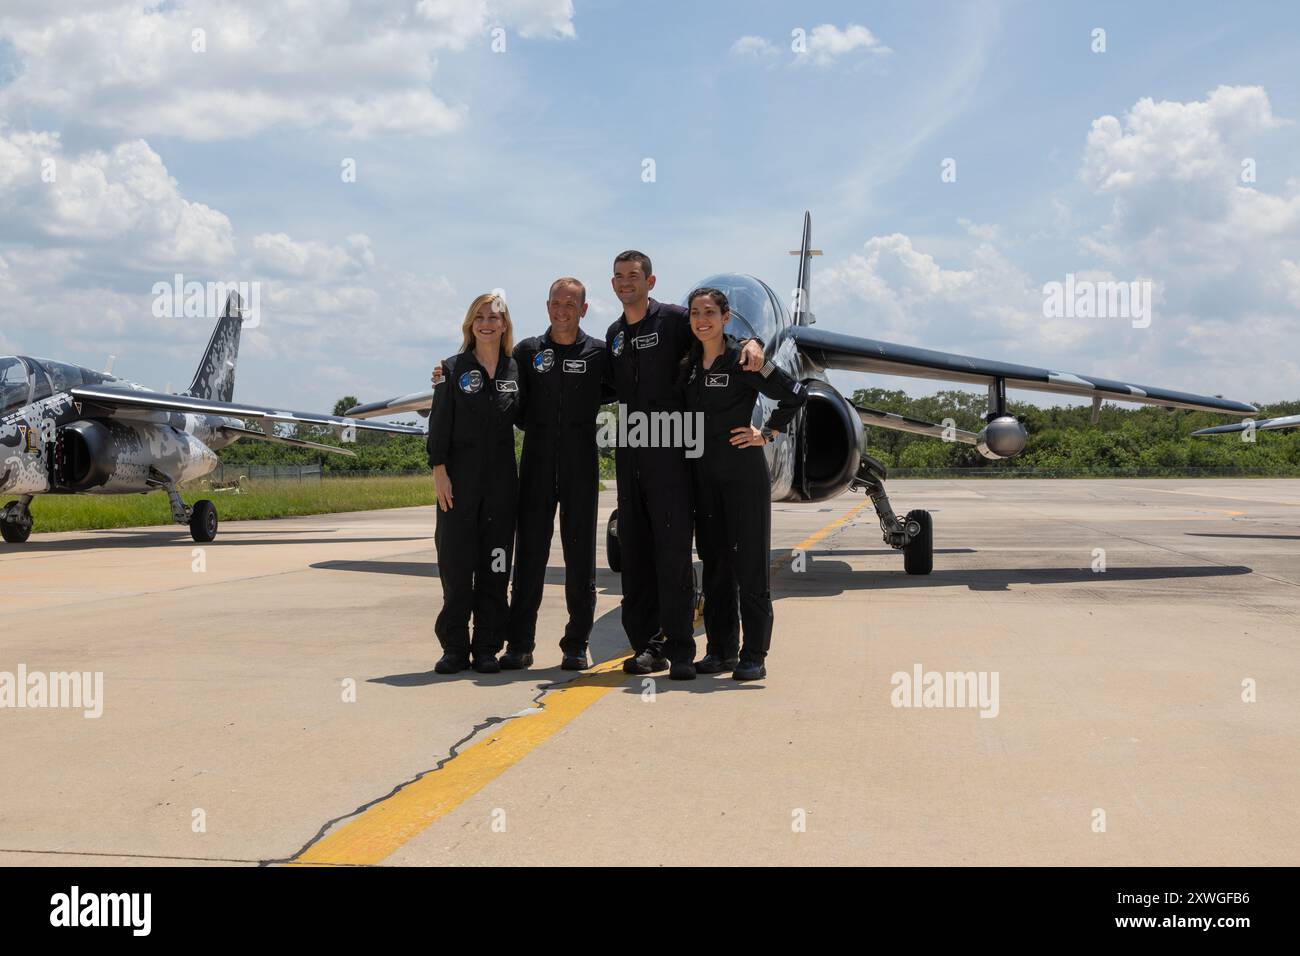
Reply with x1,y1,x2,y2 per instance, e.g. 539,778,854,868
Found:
612,330,625,357
459,369,484,394
534,348,555,372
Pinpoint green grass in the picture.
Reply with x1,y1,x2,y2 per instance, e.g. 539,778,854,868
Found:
17,476,436,534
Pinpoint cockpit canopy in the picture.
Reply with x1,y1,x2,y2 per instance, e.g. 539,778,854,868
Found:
0,355,111,417
680,274,786,348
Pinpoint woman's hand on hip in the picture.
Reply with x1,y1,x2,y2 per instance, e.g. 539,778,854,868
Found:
729,425,766,448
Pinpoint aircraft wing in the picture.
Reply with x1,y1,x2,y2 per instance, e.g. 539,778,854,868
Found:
217,424,358,456
69,385,425,435
790,327,1256,416
854,404,979,444
1193,415,1300,436
345,389,436,420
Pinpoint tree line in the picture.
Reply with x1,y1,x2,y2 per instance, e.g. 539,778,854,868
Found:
213,393,1300,477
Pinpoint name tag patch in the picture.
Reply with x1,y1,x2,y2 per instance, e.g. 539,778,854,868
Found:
633,332,658,350
705,373,729,387
563,359,587,374
496,379,519,393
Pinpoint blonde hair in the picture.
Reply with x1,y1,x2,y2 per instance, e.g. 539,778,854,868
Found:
459,292,514,355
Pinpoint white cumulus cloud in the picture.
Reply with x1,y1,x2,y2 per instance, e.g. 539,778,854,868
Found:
0,127,235,268
730,35,779,58
805,24,891,66
0,0,577,141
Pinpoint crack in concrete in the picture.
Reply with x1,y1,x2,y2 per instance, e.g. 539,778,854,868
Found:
0,846,265,865
264,669,595,867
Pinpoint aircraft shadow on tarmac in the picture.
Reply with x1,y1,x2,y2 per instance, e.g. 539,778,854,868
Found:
313,558,621,590
315,553,1252,597
4,531,429,551
315,559,433,577
807,548,976,557
774,558,1253,594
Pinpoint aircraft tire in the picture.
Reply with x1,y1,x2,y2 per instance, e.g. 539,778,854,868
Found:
1,501,32,544
692,563,704,629
902,509,933,575
606,509,622,573
190,499,218,543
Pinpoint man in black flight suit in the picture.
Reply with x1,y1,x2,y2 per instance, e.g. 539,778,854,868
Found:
605,251,764,680
500,277,612,671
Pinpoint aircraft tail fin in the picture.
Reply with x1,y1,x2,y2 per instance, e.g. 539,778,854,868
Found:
788,210,821,325
185,293,243,403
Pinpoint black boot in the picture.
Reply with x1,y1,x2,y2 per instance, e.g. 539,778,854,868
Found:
561,650,590,671
435,651,470,674
694,652,737,674
499,649,533,670
669,661,697,680
472,654,501,674
622,646,670,674
732,656,766,681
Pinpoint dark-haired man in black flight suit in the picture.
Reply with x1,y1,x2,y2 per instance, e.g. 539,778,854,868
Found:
605,251,764,681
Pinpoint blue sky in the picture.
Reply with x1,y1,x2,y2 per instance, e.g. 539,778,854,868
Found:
2,1,1300,412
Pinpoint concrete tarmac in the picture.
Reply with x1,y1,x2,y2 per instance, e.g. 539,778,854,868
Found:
1,479,1297,866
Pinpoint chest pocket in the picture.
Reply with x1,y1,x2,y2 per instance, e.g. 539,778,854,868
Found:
493,377,519,413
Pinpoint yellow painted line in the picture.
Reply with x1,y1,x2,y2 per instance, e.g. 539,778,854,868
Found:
290,498,870,867
290,658,627,866
770,499,871,570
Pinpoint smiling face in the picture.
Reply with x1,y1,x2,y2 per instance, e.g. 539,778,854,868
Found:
547,281,588,340
688,293,729,347
472,301,507,351
611,259,654,306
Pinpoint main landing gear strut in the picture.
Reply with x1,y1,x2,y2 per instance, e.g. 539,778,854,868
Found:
849,454,933,575
151,471,219,543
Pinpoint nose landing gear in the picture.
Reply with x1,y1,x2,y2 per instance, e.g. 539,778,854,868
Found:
606,508,621,572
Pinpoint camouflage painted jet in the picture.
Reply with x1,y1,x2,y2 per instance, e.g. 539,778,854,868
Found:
347,212,1257,576
0,295,421,544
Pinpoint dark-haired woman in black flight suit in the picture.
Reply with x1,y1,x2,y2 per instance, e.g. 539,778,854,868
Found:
679,287,806,681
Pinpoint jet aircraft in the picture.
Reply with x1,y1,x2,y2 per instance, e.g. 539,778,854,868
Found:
0,295,422,544
347,213,1257,574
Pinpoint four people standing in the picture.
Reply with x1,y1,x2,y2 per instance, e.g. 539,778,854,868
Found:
427,258,784,682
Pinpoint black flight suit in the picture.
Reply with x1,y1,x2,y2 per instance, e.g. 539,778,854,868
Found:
604,298,702,665
508,329,613,657
426,348,525,661
683,347,806,663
